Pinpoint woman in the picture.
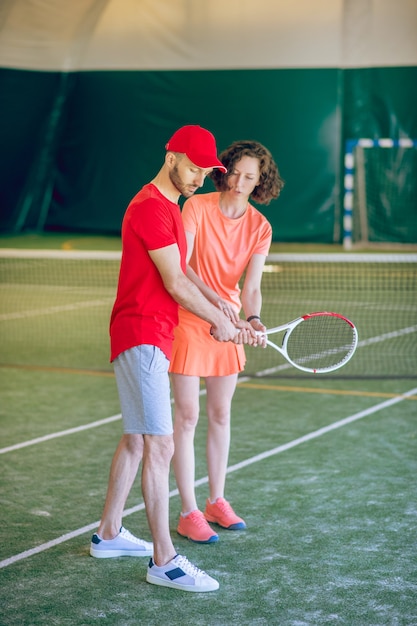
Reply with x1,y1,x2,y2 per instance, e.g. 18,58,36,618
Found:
169,140,284,543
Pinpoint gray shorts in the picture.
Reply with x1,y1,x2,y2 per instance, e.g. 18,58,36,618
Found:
113,345,173,436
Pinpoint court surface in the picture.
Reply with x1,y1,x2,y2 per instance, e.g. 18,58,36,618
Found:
1,236,416,625
2,374,416,624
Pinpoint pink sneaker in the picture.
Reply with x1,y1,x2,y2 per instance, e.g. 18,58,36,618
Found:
204,498,246,530
177,510,219,543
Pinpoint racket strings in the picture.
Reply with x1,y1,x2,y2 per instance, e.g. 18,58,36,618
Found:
285,316,357,371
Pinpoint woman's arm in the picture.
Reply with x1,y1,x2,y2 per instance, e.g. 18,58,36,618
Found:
241,254,268,333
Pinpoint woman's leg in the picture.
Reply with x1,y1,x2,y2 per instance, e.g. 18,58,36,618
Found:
205,374,238,501
171,373,201,513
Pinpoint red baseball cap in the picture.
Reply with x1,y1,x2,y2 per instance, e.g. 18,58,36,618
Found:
165,125,227,172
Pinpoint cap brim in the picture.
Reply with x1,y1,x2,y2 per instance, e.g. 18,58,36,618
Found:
187,154,226,172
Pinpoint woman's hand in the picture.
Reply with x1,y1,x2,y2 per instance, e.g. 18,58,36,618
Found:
216,298,240,324
233,319,261,346
246,317,267,348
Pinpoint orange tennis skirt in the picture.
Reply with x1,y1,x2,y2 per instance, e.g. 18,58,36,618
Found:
169,308,246,376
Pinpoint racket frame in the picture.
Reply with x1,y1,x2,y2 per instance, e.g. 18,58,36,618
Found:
258,311,358,374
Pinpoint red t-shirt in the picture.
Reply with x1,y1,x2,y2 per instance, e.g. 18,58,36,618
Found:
110,183,186,361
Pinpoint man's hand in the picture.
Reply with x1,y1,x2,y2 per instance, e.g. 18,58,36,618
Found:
210,315,240,342
211,318,260,346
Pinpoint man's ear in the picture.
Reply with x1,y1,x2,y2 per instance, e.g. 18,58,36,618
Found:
165,152,177,169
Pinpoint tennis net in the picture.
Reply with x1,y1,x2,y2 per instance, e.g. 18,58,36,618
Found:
1,250,416,379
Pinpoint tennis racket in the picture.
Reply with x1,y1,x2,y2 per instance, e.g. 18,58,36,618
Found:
257,311,358,373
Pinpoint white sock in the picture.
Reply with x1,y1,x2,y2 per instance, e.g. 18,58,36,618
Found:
181,509,198,517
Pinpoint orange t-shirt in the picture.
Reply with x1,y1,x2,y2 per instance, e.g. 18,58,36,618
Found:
182,191,272,310
169,192,272,376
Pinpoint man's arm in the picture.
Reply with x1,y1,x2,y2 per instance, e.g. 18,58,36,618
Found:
148,244,255,343
184,230,240,323
183,231,219,306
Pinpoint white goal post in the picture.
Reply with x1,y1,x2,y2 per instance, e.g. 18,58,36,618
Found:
343,138,417,249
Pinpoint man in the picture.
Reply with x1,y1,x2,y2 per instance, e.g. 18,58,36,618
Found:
90,125,258,592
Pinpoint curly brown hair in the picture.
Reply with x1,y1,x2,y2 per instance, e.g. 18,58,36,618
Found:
210,140,284,205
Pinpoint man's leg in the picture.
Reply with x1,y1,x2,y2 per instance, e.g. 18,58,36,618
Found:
141,433,176,566
90,433,153,558
143,432,219,592
97,433,143,539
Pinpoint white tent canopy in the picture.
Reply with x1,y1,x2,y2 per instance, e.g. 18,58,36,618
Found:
1,0,416,72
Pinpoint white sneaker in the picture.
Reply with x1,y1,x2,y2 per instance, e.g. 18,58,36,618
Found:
146,554,219,592
90,526,153,558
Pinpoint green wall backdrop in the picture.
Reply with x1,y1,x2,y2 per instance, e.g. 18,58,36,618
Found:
0,1,416,242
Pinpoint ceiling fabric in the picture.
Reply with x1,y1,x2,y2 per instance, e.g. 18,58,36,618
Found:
0,0,416,72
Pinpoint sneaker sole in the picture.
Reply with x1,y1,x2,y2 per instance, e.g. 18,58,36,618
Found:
204,518,246,530
90,547,153,558
146,572,219,592
177,529,219,544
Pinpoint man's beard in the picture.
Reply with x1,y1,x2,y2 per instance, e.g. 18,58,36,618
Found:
169,165,197,198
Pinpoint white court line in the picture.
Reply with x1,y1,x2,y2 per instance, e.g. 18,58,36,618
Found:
358,325,417,346
0,298,113,321
0,414,123,455
2,324,416,454
1,386,415,570
0,387,212,455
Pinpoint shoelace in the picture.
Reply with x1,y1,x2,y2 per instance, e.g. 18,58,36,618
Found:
174,555,206,577
119,527,151,546
188,511,210,528
215,498,234,515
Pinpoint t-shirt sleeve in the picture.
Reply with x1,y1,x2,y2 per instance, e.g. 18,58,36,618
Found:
131,197,177,250
253,218,272,256
181,197,199,235
247,210,272,256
